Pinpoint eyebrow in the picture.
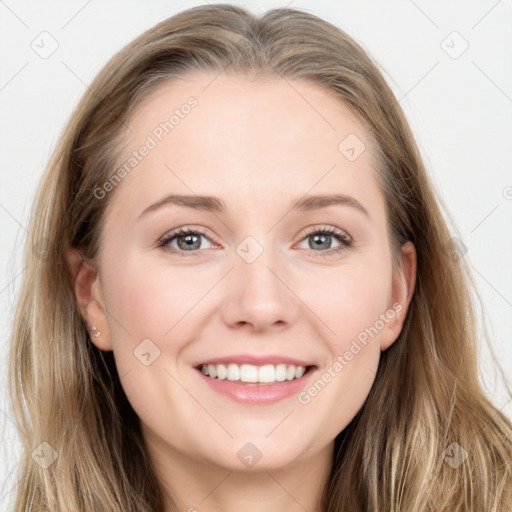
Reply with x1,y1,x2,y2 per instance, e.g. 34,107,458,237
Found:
138,193,370,219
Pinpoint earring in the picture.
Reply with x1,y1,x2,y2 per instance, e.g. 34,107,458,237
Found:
89,326,101,338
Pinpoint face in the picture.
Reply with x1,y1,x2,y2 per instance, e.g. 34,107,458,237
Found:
74,71,416,473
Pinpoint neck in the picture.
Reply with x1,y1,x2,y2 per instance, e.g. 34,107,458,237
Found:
145,434,334,512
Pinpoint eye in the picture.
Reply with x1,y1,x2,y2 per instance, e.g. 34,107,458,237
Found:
296,226,353,257
158,228,217,257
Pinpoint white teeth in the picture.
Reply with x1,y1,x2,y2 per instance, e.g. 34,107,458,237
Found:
275,364,287,382
216,364,227,380
295,366,305,378
200,363,308,383
241,364,259,382
227,363,240,381
207,364,217,378
259,364,276,383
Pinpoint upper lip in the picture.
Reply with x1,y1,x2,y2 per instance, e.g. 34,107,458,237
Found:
194,354,315,368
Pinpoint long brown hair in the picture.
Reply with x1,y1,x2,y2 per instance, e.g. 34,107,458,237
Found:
9,4,512,510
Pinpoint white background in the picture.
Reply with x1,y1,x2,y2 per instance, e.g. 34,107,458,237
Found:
1,0,511,507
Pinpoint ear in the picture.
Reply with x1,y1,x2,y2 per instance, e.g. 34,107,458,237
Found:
66,249,112,351
380,241,417,351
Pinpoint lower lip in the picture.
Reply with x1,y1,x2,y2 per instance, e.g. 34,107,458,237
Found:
195,367,317,405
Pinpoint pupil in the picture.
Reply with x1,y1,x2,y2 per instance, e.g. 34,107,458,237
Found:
179,234,200,250
313,234,331,249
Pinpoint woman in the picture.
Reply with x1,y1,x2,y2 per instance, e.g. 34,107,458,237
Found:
8,4,512,511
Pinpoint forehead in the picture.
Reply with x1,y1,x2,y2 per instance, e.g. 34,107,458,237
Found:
106,70,384,222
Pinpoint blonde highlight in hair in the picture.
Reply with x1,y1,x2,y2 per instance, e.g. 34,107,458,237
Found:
9,4,512,511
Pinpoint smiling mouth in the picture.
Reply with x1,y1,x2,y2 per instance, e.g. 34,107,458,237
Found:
195,363,316,385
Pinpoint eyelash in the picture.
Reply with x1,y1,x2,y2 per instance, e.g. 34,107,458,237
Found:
157,226,353,258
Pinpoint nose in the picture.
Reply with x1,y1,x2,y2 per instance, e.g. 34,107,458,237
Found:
220,247,299,333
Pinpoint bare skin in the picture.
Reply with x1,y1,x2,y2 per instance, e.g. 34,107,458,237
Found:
69,71,416,512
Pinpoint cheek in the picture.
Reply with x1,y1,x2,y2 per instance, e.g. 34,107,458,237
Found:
298,258,392,349
295,265,387,436
102,256,212,342
98,258,205,431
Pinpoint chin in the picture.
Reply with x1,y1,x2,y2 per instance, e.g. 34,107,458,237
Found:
200,436,311,473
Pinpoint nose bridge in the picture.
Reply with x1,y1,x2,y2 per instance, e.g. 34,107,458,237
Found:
221,234,297,331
